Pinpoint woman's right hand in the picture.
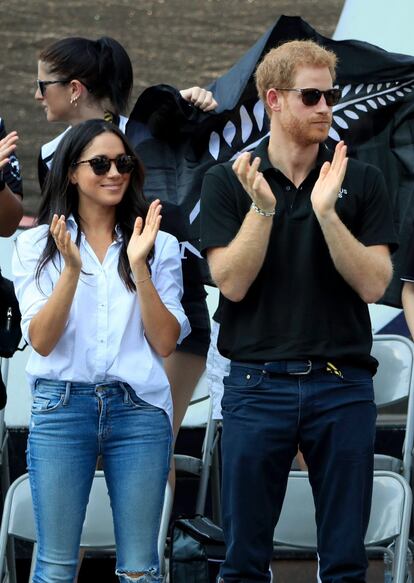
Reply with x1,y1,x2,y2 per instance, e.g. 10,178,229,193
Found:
50,214,82,271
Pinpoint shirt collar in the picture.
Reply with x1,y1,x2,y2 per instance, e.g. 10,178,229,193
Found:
253,137,333,174
66,214,78,234
114,224,123,242
65,214,123,242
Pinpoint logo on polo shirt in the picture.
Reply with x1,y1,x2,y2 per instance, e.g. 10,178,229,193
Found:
337,188,348,198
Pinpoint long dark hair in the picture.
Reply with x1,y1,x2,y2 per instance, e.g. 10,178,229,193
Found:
36,119,151,292
39,36,133,115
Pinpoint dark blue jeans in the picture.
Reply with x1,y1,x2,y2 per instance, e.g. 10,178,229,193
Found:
219,362,376,583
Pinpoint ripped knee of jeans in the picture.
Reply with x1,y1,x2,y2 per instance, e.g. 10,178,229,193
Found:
116,567,163,582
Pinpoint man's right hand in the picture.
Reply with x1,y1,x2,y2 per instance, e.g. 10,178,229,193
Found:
232,152,276,213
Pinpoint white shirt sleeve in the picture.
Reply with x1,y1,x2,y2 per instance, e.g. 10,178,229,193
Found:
152,233,191,344
11,226,54,344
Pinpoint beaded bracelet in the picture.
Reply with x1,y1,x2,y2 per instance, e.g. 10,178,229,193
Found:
251,201,276,217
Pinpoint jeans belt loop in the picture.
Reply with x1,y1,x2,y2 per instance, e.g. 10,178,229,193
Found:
63,381,71,405
119,381,129,404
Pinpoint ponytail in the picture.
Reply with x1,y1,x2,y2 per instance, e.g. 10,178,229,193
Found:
94,37,133,115
39,36,133,115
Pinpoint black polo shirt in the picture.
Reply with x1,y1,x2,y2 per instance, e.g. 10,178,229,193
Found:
200,138,398,370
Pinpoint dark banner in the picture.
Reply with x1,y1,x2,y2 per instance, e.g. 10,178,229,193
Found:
128,15,414,307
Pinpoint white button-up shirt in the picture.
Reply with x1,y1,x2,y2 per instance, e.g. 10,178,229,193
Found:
12,218,191,423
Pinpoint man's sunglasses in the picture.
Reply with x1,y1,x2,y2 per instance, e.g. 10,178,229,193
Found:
276,87,342,107
71,154,136,176
37,78,70,97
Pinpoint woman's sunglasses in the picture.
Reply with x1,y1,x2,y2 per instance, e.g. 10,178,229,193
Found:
36,78,70,97
276,87,342,107
71,154,136,176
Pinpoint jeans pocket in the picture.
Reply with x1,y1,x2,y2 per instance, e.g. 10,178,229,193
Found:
125,386,161,411
223,366,264,391
320,366,375,406
31,391,65,414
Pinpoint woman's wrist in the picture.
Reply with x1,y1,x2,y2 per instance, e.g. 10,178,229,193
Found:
136,273,152,284
63,264,81,278
132,262,150,282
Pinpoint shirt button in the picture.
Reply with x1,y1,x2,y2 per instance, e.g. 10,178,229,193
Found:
285,185,291,191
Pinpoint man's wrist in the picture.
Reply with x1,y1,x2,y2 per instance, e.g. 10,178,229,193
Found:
314,208,339,226
250,201,276,217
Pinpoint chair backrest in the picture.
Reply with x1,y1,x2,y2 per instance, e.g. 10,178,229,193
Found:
181,371,211,429
4,472,174,575
7,474,35,541
371,334,414,407
371,334,414,481
274,470,411,546
273,472,316,548
6,471,115,548
79,472,115,548
274,471,412,583
175,370,220,519
365,472,410,545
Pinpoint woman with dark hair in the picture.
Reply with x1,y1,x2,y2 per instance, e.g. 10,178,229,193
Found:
35,34,216,496
12,119,189,583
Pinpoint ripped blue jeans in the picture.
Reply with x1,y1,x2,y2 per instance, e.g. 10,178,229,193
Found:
27,379,172,583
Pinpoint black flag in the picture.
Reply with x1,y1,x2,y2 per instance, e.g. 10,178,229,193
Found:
128,15,414,307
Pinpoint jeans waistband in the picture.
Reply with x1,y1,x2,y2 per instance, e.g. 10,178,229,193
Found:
232,359,328,376
35,379,128,391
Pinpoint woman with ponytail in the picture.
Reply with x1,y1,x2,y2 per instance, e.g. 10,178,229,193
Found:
36,36,216,185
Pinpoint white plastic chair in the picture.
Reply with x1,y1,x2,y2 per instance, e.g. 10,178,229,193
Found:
274,470,412,583
176,373,220,518
371,334,414,481
0,470,173,583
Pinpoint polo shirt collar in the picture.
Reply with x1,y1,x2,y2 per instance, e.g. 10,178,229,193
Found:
253,137,333,174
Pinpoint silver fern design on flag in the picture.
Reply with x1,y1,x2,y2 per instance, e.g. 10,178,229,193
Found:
182,103,269,261
182,101,269,262
329,79,414,142
208,100,269,162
